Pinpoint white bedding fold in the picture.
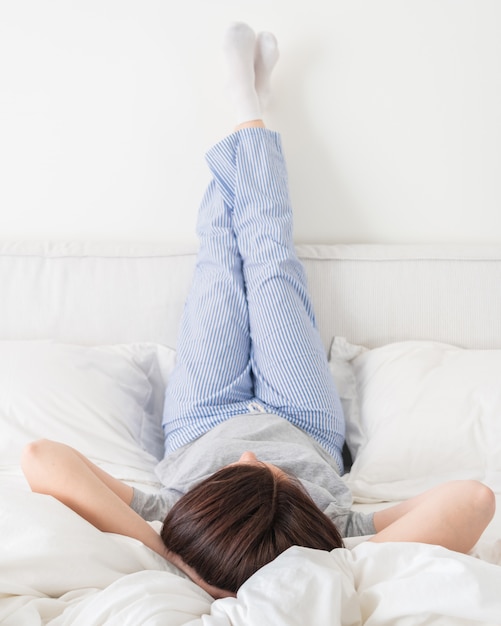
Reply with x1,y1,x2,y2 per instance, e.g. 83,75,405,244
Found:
43,544,501,626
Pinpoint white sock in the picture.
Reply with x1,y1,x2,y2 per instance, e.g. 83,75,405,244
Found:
223,22,262,124
254,31,279,111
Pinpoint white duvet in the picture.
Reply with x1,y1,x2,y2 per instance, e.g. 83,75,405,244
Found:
2,487,501,626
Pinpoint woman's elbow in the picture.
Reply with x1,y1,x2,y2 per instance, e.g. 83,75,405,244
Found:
470,480,496,528
21,439,57,493
456,480,496,553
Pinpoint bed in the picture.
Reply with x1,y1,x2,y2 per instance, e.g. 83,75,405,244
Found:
1,240,501,626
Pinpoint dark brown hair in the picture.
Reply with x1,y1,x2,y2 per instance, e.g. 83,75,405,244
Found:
160,464,344,593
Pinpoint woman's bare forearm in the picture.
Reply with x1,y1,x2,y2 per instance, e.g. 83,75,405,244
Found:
371,480,495,553
21,439,168,558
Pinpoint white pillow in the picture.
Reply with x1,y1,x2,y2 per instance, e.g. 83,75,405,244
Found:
0,341,176,481
329,338,501,501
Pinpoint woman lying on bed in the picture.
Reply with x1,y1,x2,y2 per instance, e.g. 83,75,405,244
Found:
22,22,495,601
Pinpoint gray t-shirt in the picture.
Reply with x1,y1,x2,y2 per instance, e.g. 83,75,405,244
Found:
131,413,375,538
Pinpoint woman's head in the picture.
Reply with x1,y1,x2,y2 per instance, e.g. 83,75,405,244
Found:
160,457,343,594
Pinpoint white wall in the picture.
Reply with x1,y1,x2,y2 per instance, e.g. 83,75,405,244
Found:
1,0,500,245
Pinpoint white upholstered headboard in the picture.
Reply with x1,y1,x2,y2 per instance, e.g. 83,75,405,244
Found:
2,242,500,350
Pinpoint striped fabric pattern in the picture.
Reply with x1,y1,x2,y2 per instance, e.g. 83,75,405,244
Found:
162,128,345,471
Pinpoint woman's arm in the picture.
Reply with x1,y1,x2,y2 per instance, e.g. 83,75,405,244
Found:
21,439,168,559
371,480,495,554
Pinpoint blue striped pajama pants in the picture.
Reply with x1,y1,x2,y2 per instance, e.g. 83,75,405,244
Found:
162,128,345,471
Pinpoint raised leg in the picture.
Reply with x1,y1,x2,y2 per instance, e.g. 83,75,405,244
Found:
164,22,345,471
162,22,279,454
162,180,254,453
206,128,345,472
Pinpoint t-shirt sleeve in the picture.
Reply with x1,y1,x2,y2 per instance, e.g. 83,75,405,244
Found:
130,488,172,522
324,503,376,538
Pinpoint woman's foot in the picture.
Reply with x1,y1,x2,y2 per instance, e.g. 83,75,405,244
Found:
254,31,279,111
223,22,261,125
223,22,279,127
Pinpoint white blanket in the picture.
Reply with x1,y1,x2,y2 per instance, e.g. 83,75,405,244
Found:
2,487,501,626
